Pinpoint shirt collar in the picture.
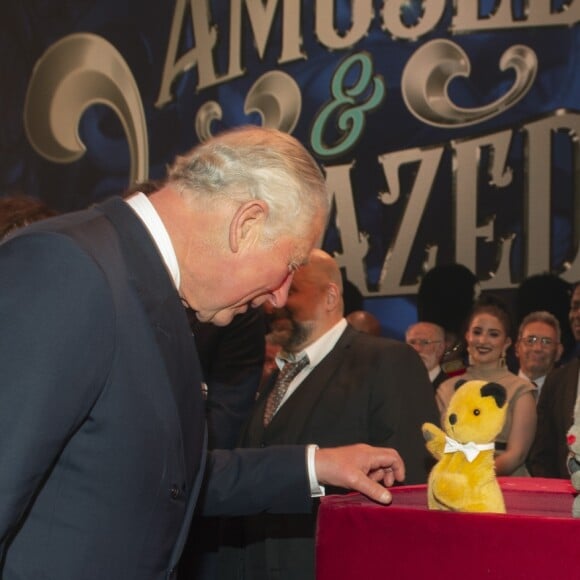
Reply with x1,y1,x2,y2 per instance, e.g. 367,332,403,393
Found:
124,193,180,289
518,369,545,389
428,365,442,382
276,318,348,370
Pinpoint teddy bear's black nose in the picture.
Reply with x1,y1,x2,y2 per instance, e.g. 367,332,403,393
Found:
449,413,457,425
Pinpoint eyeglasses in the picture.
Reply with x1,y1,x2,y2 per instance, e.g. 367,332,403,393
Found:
407,339,442,347
520,335,557,347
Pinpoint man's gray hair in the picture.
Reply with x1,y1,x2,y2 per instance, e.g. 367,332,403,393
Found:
166,126,329,243
518,310,562,342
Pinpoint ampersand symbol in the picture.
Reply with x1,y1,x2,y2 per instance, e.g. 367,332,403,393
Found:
311,52,385,158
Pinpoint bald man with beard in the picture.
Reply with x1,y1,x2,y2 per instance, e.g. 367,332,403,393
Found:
218,249,438,580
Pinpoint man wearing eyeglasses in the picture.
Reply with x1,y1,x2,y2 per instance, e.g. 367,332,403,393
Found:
528,284,580,478
515,311,563,399
405,322,448,390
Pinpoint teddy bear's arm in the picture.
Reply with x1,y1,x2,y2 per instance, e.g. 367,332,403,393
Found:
422,422,445,459
568,453,580,474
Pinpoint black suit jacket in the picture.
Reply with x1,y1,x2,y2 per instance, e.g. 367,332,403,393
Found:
189,308,266,450
527,357,580,478
219,325,439,580
0,197,310,580
432,368,448,391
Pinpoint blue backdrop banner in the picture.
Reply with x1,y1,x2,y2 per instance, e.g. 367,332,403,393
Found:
1,0,579,337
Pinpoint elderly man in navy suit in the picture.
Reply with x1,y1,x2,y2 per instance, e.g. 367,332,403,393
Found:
0,126,405,580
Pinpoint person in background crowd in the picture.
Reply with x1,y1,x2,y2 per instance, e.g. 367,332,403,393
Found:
515,273,575,363
417,263,480,376
218,249,438,580
0,126,406,580
528,282,580,478
437,295,537,476
340,269,364,315
515,311,563,400
346,309,382,336
0,193,57,239
405,321,448,390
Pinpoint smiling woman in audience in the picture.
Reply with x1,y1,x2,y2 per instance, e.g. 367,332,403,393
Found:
436,295,537,476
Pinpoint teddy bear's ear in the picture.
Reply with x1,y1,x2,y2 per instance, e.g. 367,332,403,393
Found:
454,379,467,391
480,382,507,408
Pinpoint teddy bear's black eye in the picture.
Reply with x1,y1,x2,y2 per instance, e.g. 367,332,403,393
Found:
473,409,480,416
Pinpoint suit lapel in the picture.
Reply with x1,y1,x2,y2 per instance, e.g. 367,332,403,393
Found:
97,197,205,484
239,373,275,445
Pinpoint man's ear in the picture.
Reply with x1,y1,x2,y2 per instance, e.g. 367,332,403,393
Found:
325,282,340,310
229,200,268,252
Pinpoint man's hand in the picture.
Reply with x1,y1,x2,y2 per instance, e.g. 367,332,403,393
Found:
314,444,405,504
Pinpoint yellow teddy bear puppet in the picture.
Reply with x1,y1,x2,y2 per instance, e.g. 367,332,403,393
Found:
422,379,508,514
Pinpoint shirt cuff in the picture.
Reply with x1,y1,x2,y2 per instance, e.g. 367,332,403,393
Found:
307,444,326,498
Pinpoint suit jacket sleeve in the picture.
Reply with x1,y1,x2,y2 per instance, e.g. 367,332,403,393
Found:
367,339,439,484
198,445,312,517
0,234,115,548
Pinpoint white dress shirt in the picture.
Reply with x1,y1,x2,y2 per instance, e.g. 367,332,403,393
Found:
429,365,443,383
125,192,180,289
274,318,348,410
273,318,348,497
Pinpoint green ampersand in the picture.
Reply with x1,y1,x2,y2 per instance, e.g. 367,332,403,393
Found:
311,52,385,158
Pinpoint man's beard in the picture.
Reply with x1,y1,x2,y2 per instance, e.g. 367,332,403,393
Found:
283,319,314,352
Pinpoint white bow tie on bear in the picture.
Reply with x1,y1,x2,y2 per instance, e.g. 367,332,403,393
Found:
444,436,495,462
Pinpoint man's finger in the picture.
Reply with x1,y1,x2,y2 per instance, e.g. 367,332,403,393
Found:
352,476,393,505
366,449,405,483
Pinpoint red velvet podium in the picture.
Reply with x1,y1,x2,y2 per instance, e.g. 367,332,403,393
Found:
316,478,579,579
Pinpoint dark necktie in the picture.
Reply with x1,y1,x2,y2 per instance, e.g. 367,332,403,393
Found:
263,356,309,426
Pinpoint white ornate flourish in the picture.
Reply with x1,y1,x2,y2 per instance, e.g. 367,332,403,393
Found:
195,70,302,141
24,33,149,183
401,38,537,128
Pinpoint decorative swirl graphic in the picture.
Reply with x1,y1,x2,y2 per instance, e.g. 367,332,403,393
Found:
244,70,301,133
401,39,537,128
195,71,301,141
311,52,385,157
24,33,149,183
195,101,223,142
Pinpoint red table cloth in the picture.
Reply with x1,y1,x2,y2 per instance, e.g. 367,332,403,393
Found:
316,478,579,580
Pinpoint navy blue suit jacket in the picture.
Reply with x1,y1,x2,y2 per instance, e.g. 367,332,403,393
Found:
0,197,310,580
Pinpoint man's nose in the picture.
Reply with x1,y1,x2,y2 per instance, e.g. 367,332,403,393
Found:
269,272,294,308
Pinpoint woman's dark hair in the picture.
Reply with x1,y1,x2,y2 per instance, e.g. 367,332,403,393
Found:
467,294,513,339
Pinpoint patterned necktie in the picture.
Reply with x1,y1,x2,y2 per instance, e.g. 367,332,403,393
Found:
263,356,309,426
